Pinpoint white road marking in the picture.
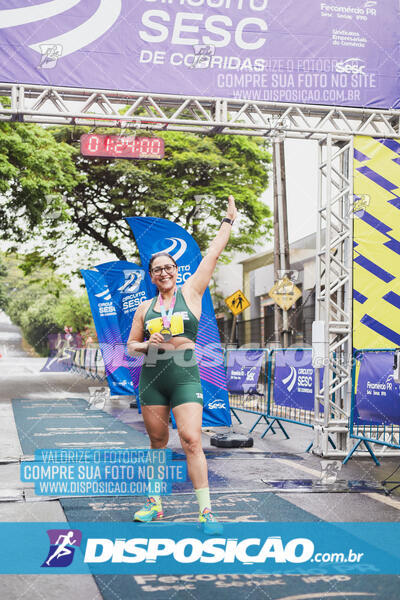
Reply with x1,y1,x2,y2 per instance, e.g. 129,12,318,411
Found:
363,492,400,511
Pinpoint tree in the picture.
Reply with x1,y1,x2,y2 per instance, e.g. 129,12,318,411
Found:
56,128,272,260
1,124,271,263
0,256,7,311
0,116,81,250
53,294,93,333
0,253,94,355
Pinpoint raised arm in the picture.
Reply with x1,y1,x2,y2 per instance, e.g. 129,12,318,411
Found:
185,196,237,297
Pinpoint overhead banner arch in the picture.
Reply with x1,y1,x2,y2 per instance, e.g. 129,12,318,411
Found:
0,0,399,108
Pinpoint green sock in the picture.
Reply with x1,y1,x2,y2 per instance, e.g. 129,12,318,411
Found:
195,487,211,513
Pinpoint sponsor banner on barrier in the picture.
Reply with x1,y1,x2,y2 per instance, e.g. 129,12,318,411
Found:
0,1,398,108
81,269,134,396
0,522,400,574
354,351,400,425
126,216,231,428
226,349,264,394
273,349,323,411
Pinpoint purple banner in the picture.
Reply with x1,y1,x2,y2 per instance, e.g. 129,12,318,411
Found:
0,0,399,109
226,349,264,394
354,351,400,425
273,349,323,412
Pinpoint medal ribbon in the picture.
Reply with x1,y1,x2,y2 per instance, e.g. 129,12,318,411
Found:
159,288,177,329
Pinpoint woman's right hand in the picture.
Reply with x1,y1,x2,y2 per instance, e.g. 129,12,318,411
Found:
148,332,164,346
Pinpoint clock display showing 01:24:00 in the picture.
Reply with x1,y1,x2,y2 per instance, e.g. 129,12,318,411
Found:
80,134,165,160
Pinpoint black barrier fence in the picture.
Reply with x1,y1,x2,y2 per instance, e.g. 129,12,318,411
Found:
217,296,315,348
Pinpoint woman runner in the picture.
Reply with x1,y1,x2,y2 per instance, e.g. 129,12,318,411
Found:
127,195,237,528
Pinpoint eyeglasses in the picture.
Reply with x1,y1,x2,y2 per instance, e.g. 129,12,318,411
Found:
151,264,176,275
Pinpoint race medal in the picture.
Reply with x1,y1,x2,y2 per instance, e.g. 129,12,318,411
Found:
160,327,172,342
159,288,177,341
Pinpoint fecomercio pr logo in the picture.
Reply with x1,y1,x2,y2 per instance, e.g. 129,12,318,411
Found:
42,529,82,568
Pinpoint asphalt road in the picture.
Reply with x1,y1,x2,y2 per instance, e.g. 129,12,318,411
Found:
1,312,399,600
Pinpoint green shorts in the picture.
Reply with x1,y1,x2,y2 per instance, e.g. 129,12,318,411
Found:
139,349,203,408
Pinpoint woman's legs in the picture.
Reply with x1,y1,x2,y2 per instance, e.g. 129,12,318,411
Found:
172,402,211,514
134,405,170,519
141,404,170,449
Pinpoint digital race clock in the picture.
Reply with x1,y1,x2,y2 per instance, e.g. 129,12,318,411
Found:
80,134,164,160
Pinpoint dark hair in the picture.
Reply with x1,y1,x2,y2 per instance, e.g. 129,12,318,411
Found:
149,252,177,273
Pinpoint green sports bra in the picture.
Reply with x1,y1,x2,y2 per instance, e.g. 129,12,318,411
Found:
144,287,199,342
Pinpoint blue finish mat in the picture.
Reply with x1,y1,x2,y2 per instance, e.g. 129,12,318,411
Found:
92,573,400,600
11,398,149,454
61,495,398,600
61,490,321,523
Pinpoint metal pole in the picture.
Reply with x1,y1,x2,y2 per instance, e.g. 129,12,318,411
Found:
274,138,290,347
230,314,237,345
273,142,281,346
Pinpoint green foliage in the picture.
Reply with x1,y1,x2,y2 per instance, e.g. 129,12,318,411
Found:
0,120,82,245
0,253,94,355
19,294,60,355
0,255,7,311
53,294,93,333
49,126,272,260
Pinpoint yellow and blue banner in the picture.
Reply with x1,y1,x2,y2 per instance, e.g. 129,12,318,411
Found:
353,136,400,350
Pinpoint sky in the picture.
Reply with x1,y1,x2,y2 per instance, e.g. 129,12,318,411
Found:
260,137,319,250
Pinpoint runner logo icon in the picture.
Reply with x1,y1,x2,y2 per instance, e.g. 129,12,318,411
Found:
118,270,144,294
42,529,82,568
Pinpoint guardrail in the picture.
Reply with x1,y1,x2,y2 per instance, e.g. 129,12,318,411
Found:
71,347,106,381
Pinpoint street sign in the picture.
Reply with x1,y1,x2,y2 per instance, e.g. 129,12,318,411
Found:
225,290,251,316
269,276,302,311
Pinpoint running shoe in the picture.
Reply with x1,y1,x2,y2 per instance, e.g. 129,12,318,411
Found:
198,507,223,535
133,497,163,522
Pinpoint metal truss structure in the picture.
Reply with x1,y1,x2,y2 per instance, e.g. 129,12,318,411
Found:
314,135,354,457
0,83,399,140
1,82,399,456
